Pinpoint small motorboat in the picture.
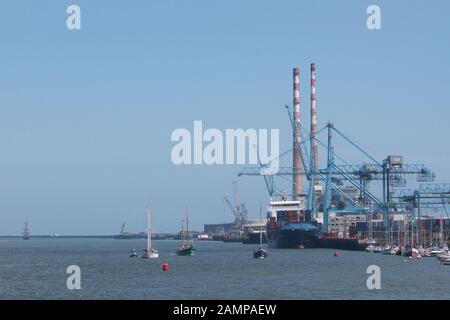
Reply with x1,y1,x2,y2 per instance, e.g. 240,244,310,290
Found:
383,245,401,255
431,247,448,256
130,249,138,258
431,249,444,256
437,253,450,261
373,246,383,253
382,246,398,255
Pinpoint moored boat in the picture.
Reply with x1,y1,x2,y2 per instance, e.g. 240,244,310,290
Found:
177,211,195,256
253,202,268,259
142,205,159,259
382,246,399,255
403,246,420,258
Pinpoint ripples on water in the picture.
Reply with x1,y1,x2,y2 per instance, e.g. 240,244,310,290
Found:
0,239,449,299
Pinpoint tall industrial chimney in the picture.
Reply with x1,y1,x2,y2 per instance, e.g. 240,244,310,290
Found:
310,63,319,187
292,68,303,202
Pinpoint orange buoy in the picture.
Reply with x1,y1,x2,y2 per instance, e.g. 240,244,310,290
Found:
162,260,169,271
334,251,340,257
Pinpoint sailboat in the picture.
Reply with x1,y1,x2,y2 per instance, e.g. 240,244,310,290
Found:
403,212,420,258
177,210,195,256
253,203,268,259
141,205,159,259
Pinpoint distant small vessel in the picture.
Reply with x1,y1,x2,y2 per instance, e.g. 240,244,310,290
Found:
130,249,138,258
142,205,159,259
177,210,195,256
253,203,268,259
367,245,383,253
418,247,432,257
430,247,448,256
441,259,450,266
22,222,30,240
382,245,400,255
196,233,212,241
373,246,383,253
436,250,450,261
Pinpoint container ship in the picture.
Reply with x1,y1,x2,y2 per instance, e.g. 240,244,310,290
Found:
266,200,365,251
267,200,318,248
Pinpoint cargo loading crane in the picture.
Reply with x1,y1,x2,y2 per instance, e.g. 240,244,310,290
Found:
238,64,437,248
391,184,450,247
223,181,248,229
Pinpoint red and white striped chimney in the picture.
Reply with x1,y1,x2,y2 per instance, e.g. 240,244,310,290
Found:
292,68,303,201
311,63,319,187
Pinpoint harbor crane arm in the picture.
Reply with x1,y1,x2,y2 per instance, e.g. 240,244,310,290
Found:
224,196,241,226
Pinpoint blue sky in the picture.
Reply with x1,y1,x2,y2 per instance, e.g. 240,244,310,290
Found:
0,0,449,234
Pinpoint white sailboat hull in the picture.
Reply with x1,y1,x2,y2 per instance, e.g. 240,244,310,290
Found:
142,249,159,259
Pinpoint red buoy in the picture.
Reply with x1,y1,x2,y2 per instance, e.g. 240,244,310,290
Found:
162,260,169,271
334,251,340,257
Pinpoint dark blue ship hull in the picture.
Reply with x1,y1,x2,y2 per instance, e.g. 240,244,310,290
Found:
267,221,365,251
267,221,319,249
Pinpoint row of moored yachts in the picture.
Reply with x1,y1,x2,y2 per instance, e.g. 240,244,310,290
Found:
366,244,450,263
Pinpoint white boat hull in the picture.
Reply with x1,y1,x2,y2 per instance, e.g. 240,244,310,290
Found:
142,249,159,259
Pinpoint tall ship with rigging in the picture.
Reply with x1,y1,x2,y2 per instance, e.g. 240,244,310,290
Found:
177,211,195,256
22,221,30,240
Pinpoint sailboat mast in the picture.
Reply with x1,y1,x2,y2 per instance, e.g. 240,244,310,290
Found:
411,211,414,247
147,207,150,250
148,207,153,250
181,218,185,244
259,202,263,246
186,209,190,243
